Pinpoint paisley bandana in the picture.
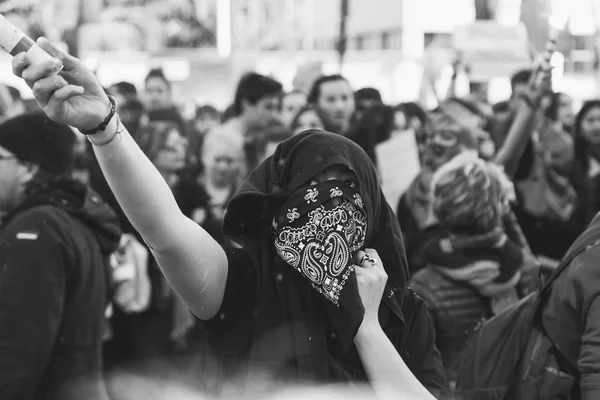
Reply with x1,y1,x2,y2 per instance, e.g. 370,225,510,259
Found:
273,180,367,305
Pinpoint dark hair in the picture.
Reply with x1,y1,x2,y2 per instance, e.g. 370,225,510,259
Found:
111,81,138,98
510,69,532,91
290,105,326,133
145,68,171,90
147,107,186,135
279,90,307,110
196,105,220,120
221,104,236,123
355,87,382,104
400,102,428,128
233,72,283,116
307,74,351,104
573,100,600,182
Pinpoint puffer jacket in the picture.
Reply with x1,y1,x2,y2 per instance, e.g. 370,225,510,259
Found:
410,263,539,383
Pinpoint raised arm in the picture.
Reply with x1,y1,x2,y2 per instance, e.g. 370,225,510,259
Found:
12,38,227,320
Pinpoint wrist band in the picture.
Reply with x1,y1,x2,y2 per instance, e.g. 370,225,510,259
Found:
79,95,117,135
87,115,123,147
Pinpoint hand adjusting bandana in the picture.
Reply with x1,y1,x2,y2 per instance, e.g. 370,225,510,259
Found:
272,180,367,305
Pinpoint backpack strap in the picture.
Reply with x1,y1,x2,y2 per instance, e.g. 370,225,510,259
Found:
539,216,600,298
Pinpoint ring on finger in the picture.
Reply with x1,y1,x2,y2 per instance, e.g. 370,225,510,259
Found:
363,253,377,266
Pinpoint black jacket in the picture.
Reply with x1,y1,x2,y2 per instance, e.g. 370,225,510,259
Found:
0,179,121,400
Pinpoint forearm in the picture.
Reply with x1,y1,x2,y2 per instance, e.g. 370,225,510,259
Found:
89,114,188,250
354,323,437,400
494,100,536,178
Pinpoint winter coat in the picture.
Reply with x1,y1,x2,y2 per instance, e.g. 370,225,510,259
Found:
0,179,121,400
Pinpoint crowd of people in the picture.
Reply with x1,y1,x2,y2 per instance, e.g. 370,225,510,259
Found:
1,36,600,400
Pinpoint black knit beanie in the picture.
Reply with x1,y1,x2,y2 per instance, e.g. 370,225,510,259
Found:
0,112,76,175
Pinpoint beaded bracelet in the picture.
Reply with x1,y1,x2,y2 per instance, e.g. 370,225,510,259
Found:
87,115,124,147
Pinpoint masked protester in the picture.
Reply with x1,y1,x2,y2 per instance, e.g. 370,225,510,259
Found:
410,153,540,386
13,39,450,400
0,113,121,400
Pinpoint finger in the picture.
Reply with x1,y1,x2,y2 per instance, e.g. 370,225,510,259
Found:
43,85,85,120
37,37,78,71
11,52,30,78
48,84,85,106
354,250,366,266
21,55,63,88
364,248,383,269
32,74,69,107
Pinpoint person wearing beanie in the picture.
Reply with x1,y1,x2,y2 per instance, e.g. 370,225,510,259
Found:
409,153,540,388
0,112,121,400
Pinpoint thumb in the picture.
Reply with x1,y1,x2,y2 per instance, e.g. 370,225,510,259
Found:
36,37,76,69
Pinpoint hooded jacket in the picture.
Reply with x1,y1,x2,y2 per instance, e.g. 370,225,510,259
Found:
0,178,121,400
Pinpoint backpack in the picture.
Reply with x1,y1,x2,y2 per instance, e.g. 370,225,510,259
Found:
453,220,600,400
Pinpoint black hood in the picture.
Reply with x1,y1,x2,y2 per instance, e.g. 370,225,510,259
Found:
8,177,121,255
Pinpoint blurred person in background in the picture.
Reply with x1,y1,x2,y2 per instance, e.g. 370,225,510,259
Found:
192,128,245,234
290,104,326,135
513,95,580,269
308,74,355,136
118,97,146,141
401,102,430,166
396,70,548,273
13,39,450,399
213,72,283,176
109,81,139,105
223,72,283,138
397,109,481,273
108,82,146,140
546,92,575,135
0,113,121,400
248,124,294,166
572,100,600,229
410,154,540,387
187,104,221,167
280,90,307,127
145,68,174,112
354,87,383,121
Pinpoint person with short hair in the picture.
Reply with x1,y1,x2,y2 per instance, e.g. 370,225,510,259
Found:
0,113,121,400
308,75,355,136
410,153,540,386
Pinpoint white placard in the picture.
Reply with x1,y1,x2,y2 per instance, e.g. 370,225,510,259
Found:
376,131,421,212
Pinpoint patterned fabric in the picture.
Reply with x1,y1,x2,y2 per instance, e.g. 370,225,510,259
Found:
273,180,367,305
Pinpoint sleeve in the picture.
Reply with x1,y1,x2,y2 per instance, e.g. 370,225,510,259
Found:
569,247,600,399
580,295,600,400
200,246,258,335
0,211,68,400
400,290,451,400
